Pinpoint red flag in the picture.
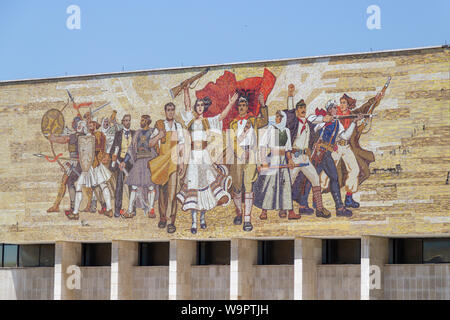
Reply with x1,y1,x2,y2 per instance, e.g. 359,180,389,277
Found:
196,68,276,129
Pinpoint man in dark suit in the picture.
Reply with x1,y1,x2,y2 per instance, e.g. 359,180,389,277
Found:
109,114,135,217
284,93,331,218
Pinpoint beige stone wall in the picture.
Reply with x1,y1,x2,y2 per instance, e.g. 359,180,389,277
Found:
132,266,169,300
317,265,361,300
191,265,230,300
0,267,54,300
252,265,294,300
0,46,449,242
78,267,111,300
384,264,450,300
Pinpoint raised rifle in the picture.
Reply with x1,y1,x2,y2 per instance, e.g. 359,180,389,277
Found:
169,67,210,99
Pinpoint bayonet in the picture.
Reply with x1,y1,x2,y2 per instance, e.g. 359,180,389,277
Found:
91,102,111,115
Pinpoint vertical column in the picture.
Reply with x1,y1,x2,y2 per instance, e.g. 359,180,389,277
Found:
294,237,322,300
230,238,257,300
54,241,81,300
110,240,138,300
169,239,196,300
361,236,389,300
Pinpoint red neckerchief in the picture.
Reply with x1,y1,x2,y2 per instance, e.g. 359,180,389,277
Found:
297,117,307,134
235,112,255,125
337,105,351,129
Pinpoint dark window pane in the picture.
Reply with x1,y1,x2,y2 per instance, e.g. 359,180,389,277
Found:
82,243,111,266
139,242,169,266
257,241,294,265
423,239,450,263
197,241,230,265
393,239,422,264
3,245,18,267
39,244,55,267
323,239,361,264
19,245,40,267
0,244,3,267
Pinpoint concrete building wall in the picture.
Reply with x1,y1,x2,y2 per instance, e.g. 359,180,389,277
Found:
132,266,169,300
0,267,54,300
191,265,230,300
384,264,450,300
317,265,361,300
79,267,111,300
252,265,294,300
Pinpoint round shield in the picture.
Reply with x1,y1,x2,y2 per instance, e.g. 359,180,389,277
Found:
41,108,65,137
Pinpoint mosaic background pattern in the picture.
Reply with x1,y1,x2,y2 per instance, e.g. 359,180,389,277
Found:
0,46,448,243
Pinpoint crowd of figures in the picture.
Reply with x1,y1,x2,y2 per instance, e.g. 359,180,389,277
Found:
46,83,385,234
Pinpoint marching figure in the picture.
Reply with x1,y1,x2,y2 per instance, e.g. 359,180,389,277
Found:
320,86,387,207
148,102,185,234
77,119,113,218
284,94,330,218
119,115,161,218
229,93,269,232
177,87,235,234
253,110,296,219
47,116,84,215
300,100,362,217
109,114,135,217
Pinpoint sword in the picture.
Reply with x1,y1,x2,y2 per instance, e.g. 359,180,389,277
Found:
33,153,75,161
258,163,309,172
91,102,111,115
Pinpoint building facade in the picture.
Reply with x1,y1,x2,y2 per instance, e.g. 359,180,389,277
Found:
0,46,449,300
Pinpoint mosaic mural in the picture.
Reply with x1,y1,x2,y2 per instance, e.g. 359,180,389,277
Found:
0,46,449,241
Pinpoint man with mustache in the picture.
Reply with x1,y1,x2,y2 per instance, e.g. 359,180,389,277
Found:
119,115,162,218
284,91,330,218
110,114,135,218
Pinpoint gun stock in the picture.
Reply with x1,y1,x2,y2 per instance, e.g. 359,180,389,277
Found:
170,67,210,99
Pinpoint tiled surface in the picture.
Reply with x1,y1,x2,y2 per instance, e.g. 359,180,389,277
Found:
317,265,361,300
384,264,450,300
78,267,111,300
191,265,230,300
0,47,449,242
0,268,54,300
252,265,294,300
132,266,169,300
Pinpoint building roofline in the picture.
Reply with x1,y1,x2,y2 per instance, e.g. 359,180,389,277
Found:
0,45,447,85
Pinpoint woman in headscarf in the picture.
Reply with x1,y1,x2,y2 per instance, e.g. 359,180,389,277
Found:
253,110,295,220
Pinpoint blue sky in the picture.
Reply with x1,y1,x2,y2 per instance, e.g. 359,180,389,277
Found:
0,0,449,81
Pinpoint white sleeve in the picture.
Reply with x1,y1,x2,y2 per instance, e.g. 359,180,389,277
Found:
285,128,292,151
308,114,323,124
207,114,222,132
339,122,356,141
176,122,185,145
181,110,194,126
150,128,159,138
287,96,294,110
259,126,271,147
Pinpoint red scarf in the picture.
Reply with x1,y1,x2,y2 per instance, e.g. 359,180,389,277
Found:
297,117,307,134
337,106,351,129
235,112,255,125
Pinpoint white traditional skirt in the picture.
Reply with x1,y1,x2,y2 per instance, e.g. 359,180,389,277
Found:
177,149,231,212
77,164,112,188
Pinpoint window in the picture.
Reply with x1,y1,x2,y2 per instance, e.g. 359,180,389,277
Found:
322,239,361,264
390,238,450,264
3,244,19,267
19,245,40,267
82,243,111,266
139,242,169,266
196,241,230,265
0,244,55,268
257,240,294,265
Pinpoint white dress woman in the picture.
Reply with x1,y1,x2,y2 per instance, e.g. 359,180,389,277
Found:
177,88,237,234
253,110,295,219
